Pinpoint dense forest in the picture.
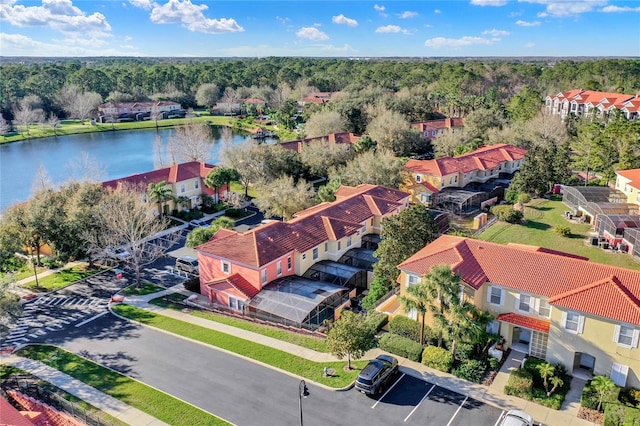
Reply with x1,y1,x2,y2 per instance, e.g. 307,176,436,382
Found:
1,57,639,120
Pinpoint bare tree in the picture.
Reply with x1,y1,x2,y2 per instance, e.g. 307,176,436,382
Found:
153,133,168,169
13,96,44,136
150,104,163,129
195,83,220,109
220,87,240,115
366,108,414,156
0,115,11,137
253,175,316,220
268,82,293,109
299,139,354,178
56,84,81,114
31,163,54,194
90,186,179,286
167,122,212,164
303,110,347,138
47,113,61,136
432,129,469,157
221,140,269,196
329,149,405,188
73,91,102,124
64,152,107,183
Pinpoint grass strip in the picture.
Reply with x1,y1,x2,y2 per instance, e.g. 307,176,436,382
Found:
122,282,165,296
16,345,229,426
25,264,101,291
112,304,364,387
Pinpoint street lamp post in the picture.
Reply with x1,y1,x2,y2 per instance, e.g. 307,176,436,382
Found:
299,379,309,426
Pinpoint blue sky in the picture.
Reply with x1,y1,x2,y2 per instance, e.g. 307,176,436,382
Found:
1,0,639,57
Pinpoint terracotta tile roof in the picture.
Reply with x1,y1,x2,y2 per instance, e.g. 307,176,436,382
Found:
205,273,260,299
420,181,441,193
506,243,590,260
197,185,408,267
243,98,266,104
102,161,215,190
497,313,550,333
621,96,640,113
410,118,464,133
617,169,640,190
398,235,640,325
0,396,36,426
552,89,635,109
404,144,527,177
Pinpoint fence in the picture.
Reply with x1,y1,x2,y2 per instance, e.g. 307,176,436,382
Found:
472,216,498,237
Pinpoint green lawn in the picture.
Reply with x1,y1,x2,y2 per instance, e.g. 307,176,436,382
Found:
112,304,364,387
479,198,640,270
229,181,258,198
122,282,165,296
17,346,229,426
24,264,103,291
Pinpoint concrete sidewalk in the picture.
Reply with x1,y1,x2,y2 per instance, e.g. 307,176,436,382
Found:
1,355,168,426
121,285,597,426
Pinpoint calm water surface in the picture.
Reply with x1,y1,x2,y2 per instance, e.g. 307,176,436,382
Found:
0,127,252,212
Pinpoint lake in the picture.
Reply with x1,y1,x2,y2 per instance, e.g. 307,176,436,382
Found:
0,126,253,212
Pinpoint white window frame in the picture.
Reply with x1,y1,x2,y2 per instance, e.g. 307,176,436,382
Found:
276,261,282,276
536,298,551,318
347,236,352,247
194,180,199,189
516,293,532,314
287,256,292,270
416,175,421,183
614,324,639,349
486,321,500,335
407,274,420,288
611,363,629,387
312,247,319,260
261,269,267,284
562,311,584,334
487,285,504,306
221,260,231,274
180,183,186,193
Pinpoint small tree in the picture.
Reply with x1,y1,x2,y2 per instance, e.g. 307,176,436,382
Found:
399,280,430,345
548,376,564,397
0,274,21,334
326,310,377,370
592,375,617,411
147,181,173,219
536,362,555,394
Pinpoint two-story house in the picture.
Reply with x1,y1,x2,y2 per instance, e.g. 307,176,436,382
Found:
394,235,640,388
545,89,637,121
402,144,527,207
98,101,182,120
279,132,360,153
195,184,410,325
410,118,464,140
615,169,640,207
102,161,224,214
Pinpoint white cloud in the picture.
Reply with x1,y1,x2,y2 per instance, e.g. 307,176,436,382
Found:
332,13,357,26
276,16,290,25
124,35,133,42
375,25,410,34
128,0,155,10
601,5,640,12
296,26,329,41
398,11,418,18
374,4,385,11
434,9,442,14
0,0,111,37
0,31,137,56
149,0,243,33
471,0,508,6
525,42,535,48
515,19,541,26
425,36,493,48
519,0,607,17
482,28,509,37
217,43,356,57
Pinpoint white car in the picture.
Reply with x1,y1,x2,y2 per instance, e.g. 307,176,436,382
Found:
189,219,209,229
498,410,534,426
104,247,131,260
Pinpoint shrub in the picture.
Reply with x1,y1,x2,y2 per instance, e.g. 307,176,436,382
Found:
364,311,388,333
554,225,571,237
504,369,533,397
582,379,621,410
491,205,523,223
224,208,244,218
489,357,500,370
422,346,453,372
619,387,640,408
453,359,487,383
388,316,422,343
604,404,640,426
361,278,389,310
378,333,423,362
183,277,200,293
455,342,476,361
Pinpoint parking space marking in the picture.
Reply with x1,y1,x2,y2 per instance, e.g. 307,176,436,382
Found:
445,395,469,426
371,373,405,409
494,411,506,426
404,383,436,422
75,311,108,327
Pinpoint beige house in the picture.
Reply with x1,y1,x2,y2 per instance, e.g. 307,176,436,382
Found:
615,169,640,207
390,235,640,388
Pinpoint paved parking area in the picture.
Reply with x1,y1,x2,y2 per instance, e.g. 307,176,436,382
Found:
360,374,504,426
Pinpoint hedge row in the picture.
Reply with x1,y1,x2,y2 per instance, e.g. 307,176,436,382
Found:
378,333,422,362
421,346,453,372
604,404,640,426
388,316,423,343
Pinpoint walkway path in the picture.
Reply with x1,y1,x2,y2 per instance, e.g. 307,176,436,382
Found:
1,355,168,426
8,261,87,299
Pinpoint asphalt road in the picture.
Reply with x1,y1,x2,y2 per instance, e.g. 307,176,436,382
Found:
43,313,505,426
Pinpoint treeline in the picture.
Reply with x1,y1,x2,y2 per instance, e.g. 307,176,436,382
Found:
1,57,639,120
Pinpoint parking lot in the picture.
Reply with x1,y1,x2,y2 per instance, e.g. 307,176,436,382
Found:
355,373,505,426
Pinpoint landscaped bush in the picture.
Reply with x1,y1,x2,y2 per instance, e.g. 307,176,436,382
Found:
422,346,453,372
183,276,200,293
491,205,523,223
504,358,572,410
361,278,388,309
504,369,533,396
604,404,640,426
582,379,621,410
364,311,388,332
619,387,640,408
554,225,571,237
453,359,487,383
388,316,422,343
454,342,475,361
224,208,244,218
378,333,423,362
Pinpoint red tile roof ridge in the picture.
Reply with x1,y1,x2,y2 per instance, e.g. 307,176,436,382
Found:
550,275,640,308
616,169,640,189
362,194,382,216
321,216,337,240
496,312,550,333
205,273,260,298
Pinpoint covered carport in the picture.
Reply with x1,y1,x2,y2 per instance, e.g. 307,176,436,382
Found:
302,260,368,293
246,276,347,330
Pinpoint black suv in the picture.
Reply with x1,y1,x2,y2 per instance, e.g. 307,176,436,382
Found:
354,355,399,395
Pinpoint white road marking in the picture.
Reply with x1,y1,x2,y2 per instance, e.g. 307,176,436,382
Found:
445,395,469,426
6,337,29,343
29,333,40,338
75,311,108,327
404,384,436,422
372,373,405,409
45,327,58,331
494,410,506,426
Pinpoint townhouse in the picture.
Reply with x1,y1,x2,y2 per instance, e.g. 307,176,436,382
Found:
279,132,360,153
195,184,410,328
545,89,639,121
98,101,182,120
102,161,223,214
616,169,640,207
410,117,464,140
394,235,640,388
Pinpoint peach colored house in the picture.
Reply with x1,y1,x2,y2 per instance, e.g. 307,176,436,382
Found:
410,117,464,140
392,235,640,388
545,89,637,120
196,184,410,319
102,161,226,214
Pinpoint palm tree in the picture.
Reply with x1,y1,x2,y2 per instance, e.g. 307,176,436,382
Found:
536,362,555,394
548,376,564,397
592,375,617,411
147,180,173,219
447,300,491,357
399,280,431,345
423,264,462,347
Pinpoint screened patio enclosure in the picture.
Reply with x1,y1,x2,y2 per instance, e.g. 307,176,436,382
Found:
338,248,377,271
360,234,380,250
595,215,640,241
302,260,368,293
562,186,634,222
247,276,347,330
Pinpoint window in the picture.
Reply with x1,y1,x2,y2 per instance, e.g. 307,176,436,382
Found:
221,261,231,274
180,183,186,193
370,219,374,226
347,236,352,247
194,180,199,189
287,257,292,270
563,311,584,334
611,363,629,387
302,253,307,261
487,286,503,306
276,261,282,276
614,324,639,348
229,297,239,310
517,294,532,313
407,274,420,287
416,175,421,183
486,321,499,335
420,193,431,203
337,241,341,250
261,269,267,284
313,247,318,260
537,299,551,318
324,242,328,252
